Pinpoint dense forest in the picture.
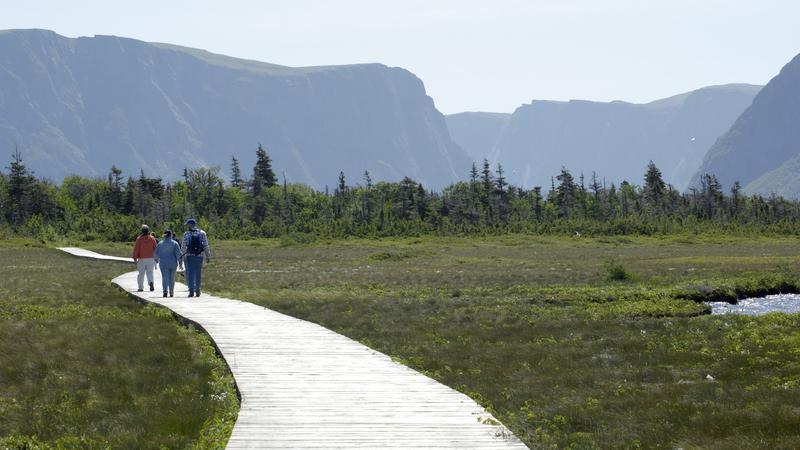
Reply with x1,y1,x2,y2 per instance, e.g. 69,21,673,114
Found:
2,145,800,242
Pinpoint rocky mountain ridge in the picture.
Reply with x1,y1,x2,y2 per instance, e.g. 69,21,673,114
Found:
0,29,470,188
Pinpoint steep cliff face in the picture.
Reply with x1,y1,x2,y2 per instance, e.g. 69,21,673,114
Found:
457,84,759,190
691,53,800,198
0,29,470,188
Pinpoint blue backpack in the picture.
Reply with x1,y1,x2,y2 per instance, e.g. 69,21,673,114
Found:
187,230,204,255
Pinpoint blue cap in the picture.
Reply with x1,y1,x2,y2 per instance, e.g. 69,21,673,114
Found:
185,218,197,225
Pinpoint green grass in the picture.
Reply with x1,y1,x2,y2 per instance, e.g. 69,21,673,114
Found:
0,245,238,449
181,234,800,449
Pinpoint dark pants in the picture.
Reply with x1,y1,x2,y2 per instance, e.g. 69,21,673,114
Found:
185,255,204,295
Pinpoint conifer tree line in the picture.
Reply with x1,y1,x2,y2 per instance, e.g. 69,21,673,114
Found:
2,145,800,241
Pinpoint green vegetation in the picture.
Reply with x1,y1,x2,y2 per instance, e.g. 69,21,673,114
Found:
0,244,238,449
4,80,798,449
4,149,800,242
604,259,633,281
186,234,800,448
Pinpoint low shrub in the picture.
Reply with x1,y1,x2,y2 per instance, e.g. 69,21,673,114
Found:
605,259,633,281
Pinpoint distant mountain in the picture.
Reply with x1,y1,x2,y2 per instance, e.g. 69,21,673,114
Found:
0,29,470,188
691,53,800,198
450,85,760,190
445,112,510,162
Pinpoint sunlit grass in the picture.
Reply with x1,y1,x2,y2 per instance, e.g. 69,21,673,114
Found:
0,247,238,449
193,234,800,448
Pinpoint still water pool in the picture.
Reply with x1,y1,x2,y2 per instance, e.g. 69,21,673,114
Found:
708,294,800,316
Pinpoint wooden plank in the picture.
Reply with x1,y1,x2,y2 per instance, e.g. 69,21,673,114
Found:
59,247,529,449
58,247,134,263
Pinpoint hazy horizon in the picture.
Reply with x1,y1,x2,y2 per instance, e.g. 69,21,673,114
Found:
2,0,799,114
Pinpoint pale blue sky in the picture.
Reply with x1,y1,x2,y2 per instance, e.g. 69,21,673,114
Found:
2,0,799,114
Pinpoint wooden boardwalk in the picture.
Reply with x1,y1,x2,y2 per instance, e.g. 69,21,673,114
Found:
59,247,528,449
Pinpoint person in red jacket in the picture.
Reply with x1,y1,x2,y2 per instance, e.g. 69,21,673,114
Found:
132,224,158,292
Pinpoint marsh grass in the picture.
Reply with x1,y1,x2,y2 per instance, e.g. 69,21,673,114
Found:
196,234,800,448
0,247,237,449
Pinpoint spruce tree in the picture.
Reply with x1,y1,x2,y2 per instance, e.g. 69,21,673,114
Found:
108,166,124,211
643,161,666,213
495,164,510,222
416,183,429,220
138,170,150,217
731,181,742,216
123,177,136,216
555,167,577,218
701,173,723,218
618,181,632,217
5,148,34,226
230,156,243,189
532,186,543,220
399,177,415,220
363,171,373,190
361,171,374,222
254,144,277,189
590,171,602,201
481,159,493,193
495,164,507,192
333,171,347,219
470,162,479,185
480,159,494,221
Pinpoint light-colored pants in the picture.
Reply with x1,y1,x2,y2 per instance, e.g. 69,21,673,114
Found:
137,258,156,290
160,267,176,295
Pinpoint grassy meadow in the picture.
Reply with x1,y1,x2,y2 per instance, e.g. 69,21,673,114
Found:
37,234,800,447
0,242,238,449
187,234,795,448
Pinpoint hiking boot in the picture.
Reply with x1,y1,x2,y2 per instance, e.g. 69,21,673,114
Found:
149,282,155,292
169,293,174,297
137,288,143,292
188,292,194,297
163,292,168,297
196,291,201,297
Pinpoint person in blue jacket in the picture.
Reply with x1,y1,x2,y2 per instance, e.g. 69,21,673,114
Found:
181,218,211,297
154,229,182,297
